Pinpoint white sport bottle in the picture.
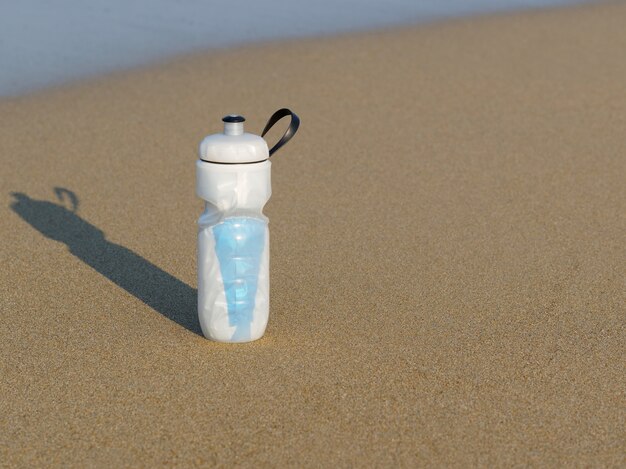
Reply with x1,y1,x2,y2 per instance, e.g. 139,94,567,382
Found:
196,109,300,342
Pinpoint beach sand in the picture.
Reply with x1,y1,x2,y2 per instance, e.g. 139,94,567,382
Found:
1,2,624,466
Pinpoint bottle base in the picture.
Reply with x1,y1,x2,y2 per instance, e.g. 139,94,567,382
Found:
201,327,267,344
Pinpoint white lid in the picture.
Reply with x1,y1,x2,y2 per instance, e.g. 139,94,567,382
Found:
198,114,269,164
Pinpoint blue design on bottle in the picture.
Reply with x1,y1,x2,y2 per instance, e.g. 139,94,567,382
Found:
213,217,266,341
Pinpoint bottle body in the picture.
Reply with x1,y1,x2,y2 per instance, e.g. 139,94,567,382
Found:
196,160,271,342
198,208,269,342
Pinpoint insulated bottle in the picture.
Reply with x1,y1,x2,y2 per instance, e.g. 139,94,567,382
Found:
196,109,299,342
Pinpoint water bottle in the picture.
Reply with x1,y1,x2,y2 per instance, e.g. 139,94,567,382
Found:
196,109,300,342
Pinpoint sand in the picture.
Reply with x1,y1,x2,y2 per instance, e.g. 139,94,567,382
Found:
1,2,625,467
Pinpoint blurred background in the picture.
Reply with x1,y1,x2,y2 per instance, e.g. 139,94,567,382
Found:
1,0,588,97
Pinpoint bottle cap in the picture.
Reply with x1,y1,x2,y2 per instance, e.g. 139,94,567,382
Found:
199,114,269,164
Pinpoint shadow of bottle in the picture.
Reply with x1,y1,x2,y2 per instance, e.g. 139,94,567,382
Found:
10,188,200,335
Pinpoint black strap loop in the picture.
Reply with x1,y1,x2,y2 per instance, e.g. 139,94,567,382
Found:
261,108,300,157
